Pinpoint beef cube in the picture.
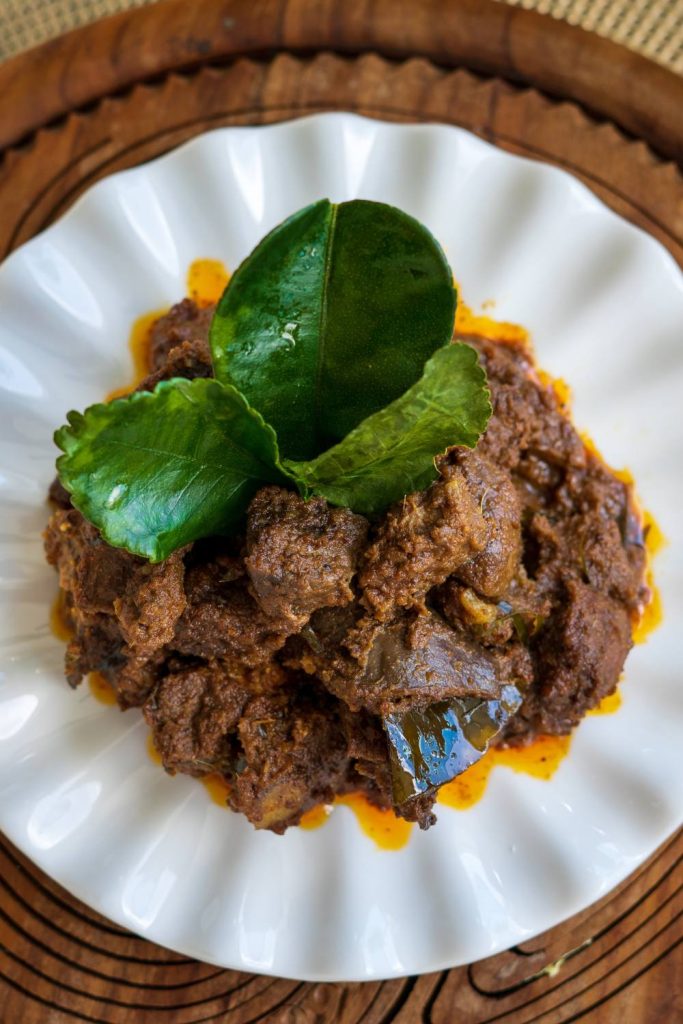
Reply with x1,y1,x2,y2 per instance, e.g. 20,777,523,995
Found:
114,552,186,658
526,507,645,611
245,487,368,630
534,579,632,732
230,689,348,832
112,652,167,709
148,299,213,370
359,470,487,619
470,335,586,474
144,663,252,775
338,704,394,807
63,608,125,688
136,339,213,393
300,608,532,715
172,560,290,667
45,508,140,613
45,508,188,698
455,451,523,598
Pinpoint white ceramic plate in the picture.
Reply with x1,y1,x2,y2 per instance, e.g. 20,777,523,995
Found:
0,114,682,982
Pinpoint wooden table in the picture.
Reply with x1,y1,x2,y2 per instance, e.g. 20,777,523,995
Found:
0,2,681,1020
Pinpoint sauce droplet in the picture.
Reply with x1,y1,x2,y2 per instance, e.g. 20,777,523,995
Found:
281,321,298,349
492,734,572,780
337,794,413,850
438,756,492,810
202,773,231,807
187,258,230,307
289,796,414,849
589,689,623,716
147,732,162,765
88,671,118,706
50,591,73,642
455,297,529,346
106,308,166,400
634,511,666,644
299,803,333,830
439,734,572,811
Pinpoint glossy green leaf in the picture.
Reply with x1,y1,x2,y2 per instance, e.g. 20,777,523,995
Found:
383,684,524,810
55,378,287,561
210,199,457,460
284,343,491,516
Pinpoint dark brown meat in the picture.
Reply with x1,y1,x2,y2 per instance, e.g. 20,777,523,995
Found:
143,661,284,775
63,609,125,688
347,612,528,714
437,575,550,651
359,470,487,619
245,487,368,630
137,338,212,393
44,305,649,834
172,558,291,667
114,553,186,658
45,508,141,614
438,582,514,647
526,510,644,608
459,335,646,744
339,705,393,805
48,477,72,509
468,334,587,475
113,652,168,709
230,688,348,832
45,508,187,702
148,299,213,370
293,607,532,715
506,580,633,739
454,450,522,598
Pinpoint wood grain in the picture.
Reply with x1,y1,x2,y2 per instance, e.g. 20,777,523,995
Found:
0,1,681,1021
1,0,683,162
1,830,681,1022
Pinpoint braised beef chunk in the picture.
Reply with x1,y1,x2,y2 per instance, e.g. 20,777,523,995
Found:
359,469,487,619
527,581,632,735
63,609,124,689
526,510,644,608
113,653,168,709
173,562,291,667
48,477,72,509
148,299,213,370
301,610,531,715
137,338,212,393
438,582,515,647
45,304,649,833
470,334,587,474
144,663,252,775
45,509,185,703
46,508,141,614
114,552,186,657
230,688,348,832
339,705,393,805
245,487,368,630
454,451,522,598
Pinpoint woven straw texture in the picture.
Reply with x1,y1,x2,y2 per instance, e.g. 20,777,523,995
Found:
0,0,681,70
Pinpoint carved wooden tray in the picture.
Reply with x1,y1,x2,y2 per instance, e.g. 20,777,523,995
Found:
0,1,681,1020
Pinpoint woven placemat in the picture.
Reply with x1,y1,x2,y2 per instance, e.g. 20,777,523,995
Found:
1,0,682,70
